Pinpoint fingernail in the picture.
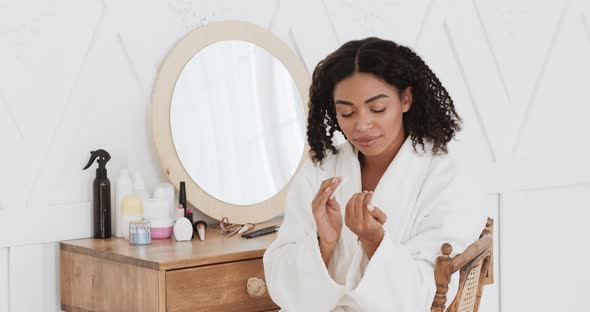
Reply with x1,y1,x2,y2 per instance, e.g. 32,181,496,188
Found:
363,190,368,193
325,187,331,193
367,204,375,212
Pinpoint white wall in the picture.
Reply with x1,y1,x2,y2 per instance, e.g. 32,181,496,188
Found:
1,0,589,311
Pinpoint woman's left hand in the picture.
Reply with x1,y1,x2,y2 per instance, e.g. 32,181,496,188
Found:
344,191,387,258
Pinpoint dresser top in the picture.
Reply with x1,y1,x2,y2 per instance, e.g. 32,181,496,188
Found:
60,217,282,271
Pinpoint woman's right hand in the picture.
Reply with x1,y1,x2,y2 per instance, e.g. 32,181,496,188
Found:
312,177,343,261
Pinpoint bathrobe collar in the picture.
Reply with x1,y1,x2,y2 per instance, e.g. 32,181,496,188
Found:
335,137,433,240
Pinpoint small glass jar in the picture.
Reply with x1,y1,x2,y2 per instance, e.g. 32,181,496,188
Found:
129,220,151,245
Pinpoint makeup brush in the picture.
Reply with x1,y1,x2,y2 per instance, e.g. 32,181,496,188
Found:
193,220,208,241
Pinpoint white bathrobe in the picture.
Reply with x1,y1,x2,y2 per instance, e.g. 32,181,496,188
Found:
263,137,488,312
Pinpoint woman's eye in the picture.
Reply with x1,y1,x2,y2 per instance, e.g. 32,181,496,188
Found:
371,108,386,113
341,112,354,118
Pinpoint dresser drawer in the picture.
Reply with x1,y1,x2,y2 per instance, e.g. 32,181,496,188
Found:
166,258,278,312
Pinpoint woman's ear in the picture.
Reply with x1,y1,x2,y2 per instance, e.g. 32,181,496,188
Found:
402,87,413,112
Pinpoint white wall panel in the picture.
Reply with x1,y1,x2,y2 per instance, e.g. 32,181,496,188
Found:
0,90,22,151
0,248,9,312
444,1,515,162
419,7,495,164
9,243,59,312
514,4,590,159
502,185,590,311
0,0,103,247
323,0,433,46
272,0,341,73
474,0,566,136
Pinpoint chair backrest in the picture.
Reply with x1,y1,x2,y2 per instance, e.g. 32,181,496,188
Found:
431,218,494,312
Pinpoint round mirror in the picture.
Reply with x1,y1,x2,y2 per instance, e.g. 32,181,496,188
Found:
170,40,305,206
152,21,310,223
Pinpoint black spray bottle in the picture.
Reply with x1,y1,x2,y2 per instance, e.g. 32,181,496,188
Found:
83,149,112,238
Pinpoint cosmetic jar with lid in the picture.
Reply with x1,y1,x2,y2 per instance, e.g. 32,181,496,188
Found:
143,198,169,220
150,218,173,239
153,182,174,219
129,220,151,245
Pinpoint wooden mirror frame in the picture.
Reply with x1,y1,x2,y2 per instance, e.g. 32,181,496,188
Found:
152,21,310,224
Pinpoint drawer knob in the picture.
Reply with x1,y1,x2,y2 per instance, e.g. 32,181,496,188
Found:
246,277,267,298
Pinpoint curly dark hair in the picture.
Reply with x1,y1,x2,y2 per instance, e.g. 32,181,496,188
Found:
307,37,462,164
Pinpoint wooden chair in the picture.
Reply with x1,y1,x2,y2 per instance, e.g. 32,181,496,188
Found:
431,218,494,312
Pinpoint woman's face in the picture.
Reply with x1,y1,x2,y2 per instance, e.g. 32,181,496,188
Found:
333,72,412,158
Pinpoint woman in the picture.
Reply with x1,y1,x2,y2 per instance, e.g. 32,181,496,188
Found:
263,37,487,311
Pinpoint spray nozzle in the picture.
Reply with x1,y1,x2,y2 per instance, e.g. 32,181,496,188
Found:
83,149,111,176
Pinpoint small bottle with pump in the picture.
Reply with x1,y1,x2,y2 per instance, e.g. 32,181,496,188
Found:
83,149,112,239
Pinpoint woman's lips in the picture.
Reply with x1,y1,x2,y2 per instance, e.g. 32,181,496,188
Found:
355,136,380,148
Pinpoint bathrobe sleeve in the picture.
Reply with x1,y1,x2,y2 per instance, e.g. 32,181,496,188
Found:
263,160,345,311
346,156,488,312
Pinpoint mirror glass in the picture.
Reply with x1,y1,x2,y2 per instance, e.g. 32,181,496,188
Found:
170,40,305,206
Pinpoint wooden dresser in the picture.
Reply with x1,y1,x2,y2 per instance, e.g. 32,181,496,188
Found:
60,219,281,312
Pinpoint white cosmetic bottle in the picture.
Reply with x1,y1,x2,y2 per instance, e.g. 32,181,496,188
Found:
115,169,133,237
132,172,150,200
153,182,175,220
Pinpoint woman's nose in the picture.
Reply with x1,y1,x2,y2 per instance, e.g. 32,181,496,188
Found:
355,115,374,131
